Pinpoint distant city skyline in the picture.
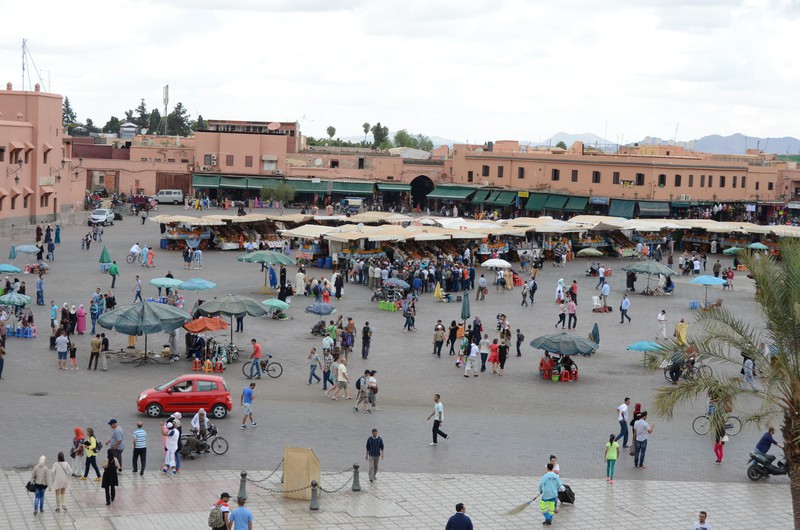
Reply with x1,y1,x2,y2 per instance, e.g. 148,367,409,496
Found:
2,1,798,143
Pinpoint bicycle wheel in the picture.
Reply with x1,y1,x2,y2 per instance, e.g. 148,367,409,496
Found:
724,416,742,436
266,361,283,378
692,415,711,435
698,364,713,378
211,436,229,455
242,361,253,377
126,254,135,264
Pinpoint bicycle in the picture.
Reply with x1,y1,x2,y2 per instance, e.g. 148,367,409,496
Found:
179,423,228,456
663,361,712,383
692,406,742,436
125,252,145,264
242,354,283,379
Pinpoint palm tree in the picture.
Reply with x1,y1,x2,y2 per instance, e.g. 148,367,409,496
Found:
362,122,370,144
650,241,800,527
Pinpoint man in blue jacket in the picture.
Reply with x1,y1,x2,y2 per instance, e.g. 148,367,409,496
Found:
538,463,564,526
445,503,473,530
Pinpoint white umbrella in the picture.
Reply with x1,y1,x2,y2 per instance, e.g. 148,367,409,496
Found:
481,258,512,268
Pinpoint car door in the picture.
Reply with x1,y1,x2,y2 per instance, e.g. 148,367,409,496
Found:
195,379,218,410
168,378,197,411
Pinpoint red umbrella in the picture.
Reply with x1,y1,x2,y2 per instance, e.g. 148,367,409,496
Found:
183,316,229,333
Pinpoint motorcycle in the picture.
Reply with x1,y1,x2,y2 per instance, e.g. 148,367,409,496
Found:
747,450,788,481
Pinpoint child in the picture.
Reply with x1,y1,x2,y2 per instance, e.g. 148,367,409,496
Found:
604,435,619,484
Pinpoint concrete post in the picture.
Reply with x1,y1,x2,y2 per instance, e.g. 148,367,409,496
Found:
351,463,361,492
237,470,248,501
309,480,320,510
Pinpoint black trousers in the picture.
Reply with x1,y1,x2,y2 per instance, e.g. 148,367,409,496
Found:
132,447,146,475
112,449,123,471
88,352,99,370
432,420,447,443
105,485,115,504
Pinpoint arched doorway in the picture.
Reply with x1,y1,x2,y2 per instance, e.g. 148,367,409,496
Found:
410,175,435,208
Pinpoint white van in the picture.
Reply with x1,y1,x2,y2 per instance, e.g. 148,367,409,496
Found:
153,189,184,204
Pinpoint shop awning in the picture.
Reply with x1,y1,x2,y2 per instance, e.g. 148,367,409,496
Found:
608,199,635,219
192,174,220,188
39,186,55,195
8,141,24,151
261,154,278,161
637,201,670,217
219,177,249,189
564,196,589,212
377,182,411,192
525,193,549,211
671,201,691,208
471,190,491,204
486,191,518,206
246,177,278,190
544,194,569,210
331,181,375,195
426,186,476,200
287,180,328,194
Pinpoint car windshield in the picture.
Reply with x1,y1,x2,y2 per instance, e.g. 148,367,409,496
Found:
155,376,181,391
92,209,109,215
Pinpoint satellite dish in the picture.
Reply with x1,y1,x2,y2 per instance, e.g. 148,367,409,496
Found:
314,158,323,167
267,122,281,131
141,128,148,135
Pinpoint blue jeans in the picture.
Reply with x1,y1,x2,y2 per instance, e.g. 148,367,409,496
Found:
308,364,321,383
634,439,648,467
362,341,371,359
323,370,331,390
91,316,97,335
404,315,413,330
596,277,605,289
615,420,628,446
34,486,45,512
250,358,262,378
133,291,142,303
620,309,630,323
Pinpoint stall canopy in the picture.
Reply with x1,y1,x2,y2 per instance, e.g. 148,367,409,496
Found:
290,180,329,194
525,193,549,211
471,190,491,204
671,201,691,208
564,196,589,212
426,185,476,200
331,181,375,195
192,175,220,188
486,190,518,206
247,177,279,190
608,199,635,219
544,194,569,210
377,182,411,192
219,176,249,189
637,201,670,217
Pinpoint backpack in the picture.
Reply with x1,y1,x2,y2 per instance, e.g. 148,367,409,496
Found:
355,377,364,390
208,505,225,528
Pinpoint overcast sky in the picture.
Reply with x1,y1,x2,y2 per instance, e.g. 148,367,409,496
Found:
2,0,798,144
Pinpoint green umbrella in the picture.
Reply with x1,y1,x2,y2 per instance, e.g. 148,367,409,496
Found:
149,277,184,289
237,251,296,289
196,293,271,340
530,332,598,356
460,292,471,322
262,299,290,311
722,247,742,255
8,244,16,261
0,292,31,307
576,248,603,257
99,246,112,264
622,260,676,290
747,242,768,250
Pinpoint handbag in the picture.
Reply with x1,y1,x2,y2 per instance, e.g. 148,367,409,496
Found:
721,435,729,443
26,480,36,493
69,448,76,459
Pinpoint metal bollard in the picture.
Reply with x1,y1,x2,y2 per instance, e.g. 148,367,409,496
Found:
351,463,361,492
280,470,284,484
309,480,320,510
237,470,248,501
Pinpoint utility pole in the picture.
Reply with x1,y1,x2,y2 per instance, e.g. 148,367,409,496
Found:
163,85,169,136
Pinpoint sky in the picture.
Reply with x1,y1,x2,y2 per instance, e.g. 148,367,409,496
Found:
2,0,799,144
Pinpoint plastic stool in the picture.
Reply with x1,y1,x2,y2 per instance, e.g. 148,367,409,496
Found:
213,360,225,373
689,300,700,310
561,370,571,382
16,328,24,337
24,327,33,338
202,359,213,373
191,358,201,371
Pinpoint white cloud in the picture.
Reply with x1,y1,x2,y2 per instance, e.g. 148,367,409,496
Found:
0,0,797,144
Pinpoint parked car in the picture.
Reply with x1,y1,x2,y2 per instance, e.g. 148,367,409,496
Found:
137,374,232,419
88,208,115,226
152,189,184,204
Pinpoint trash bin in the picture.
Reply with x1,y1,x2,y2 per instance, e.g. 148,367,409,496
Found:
317,258,325,268
324,257,332,269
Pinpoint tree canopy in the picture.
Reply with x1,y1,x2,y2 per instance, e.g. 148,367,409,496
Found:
394,129,434,151
62,97,78,130
370,122,390,149
326,126,336,139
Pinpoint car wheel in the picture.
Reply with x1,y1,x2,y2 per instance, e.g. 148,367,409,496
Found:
211,404,228,419
173,200,179,205
146,403,163,418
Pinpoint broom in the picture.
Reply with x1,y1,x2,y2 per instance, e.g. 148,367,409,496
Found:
506,493,541,515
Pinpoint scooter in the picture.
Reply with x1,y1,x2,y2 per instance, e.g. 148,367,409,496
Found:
747,450,788,481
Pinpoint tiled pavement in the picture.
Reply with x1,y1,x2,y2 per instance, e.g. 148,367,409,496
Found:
2,468,791,528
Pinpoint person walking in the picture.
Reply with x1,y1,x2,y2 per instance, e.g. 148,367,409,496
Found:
209,492,232,530
433,321,445,358
106,419,125,471
595,264,606,289
108,261,119,288
476,274,487,301
55,329,69,370
615,397,631,448
100,333,109,371
713,421,726,464
354,370,371,412
656,310,667,339
521,281,529,306
629,403,642,456
427,394,448,445
634,411,654,469
567,299,577,330
36,274,45,306
445,503,473,530
620,294,632,323
247,339,262,379
229,497,253,530
31,455,51,515
604,434,620,484
307,348,322,384
51,451,71,512
89,334,101,370
367,370,379,412
241,382,257,429
132,422,147,476
447,320,459,356
601,282,610,309
498,339,509,376
464,340,479,377
528,277,538,304
81,428,102,481
365,428,384,482
161,421,179,474
555,301,566,329
322,350,333,392
478,333,490,372
132,276,142,303
361,321,372,359
101,448,120,505
515,329,524,357
743,357,756,390
538,463,563,526
332,357,351,400
71,427,86,477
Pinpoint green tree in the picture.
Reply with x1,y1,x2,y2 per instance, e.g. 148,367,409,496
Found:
124,109,135,124
555,140,567,150
148,109,162,134
191,114,206,132
260,181,296,214
393,129,415,148
62,97,78,129
85,118,99,134
650,242,800,527
134,99,150,131
103,116,121,134
326,126,336,140
362,122,370,144
415,134,434,152
167,102,192,137
370,122,390,149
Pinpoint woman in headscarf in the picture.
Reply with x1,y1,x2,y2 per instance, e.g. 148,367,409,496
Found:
101,448,120,505
68,305,78,335
31,455,51,515
51,451,72,512
71,427,86,477
629,403,643,456
555,279,566,303
61,303,69,325
76,304,87,335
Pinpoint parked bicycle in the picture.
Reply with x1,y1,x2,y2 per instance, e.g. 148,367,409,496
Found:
179,423,228,457
242,354,283,379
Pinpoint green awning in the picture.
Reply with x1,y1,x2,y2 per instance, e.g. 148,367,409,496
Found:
426,186,476,200
192,175,219,188
247,177,278,190
219,177,249,189
331,181,375,195
671,201,691,208
525,193,549,211
608,199,635,218
564,196,589,212
486,191,518,206
544,194,569,210
288,180,329,194
377,182,411,192
637,201,670,217
471,190,491,204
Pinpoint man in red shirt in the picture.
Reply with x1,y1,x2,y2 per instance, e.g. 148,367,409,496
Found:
248,339,262,379
210,492,231,530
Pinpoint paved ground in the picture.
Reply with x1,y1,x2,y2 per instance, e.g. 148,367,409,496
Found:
0,205,791,525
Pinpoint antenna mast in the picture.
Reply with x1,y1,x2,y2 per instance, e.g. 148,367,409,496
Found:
21,39,26,90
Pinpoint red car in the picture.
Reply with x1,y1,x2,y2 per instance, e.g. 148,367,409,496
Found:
137,374,232,419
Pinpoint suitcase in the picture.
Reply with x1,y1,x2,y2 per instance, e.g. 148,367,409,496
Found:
558,484,575,504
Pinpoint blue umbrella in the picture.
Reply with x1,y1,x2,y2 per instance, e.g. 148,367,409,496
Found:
690,275,727,305
305,302,336,316
384,277,410,290
16,245,39,254
0,263,21,273
627,340,667,352
748,242,768,250
179,278,217,291
530,332,598,356
8,244,16,261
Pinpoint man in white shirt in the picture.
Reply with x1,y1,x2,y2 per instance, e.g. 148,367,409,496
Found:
633,411,654,468
426,394,448,445
601,282,610,308
464,341,479,377
656,310,667,339
692,510,712,530
476,275,487,301
596,265,606,289
620,294,631,323
130,242,142,259
693,258,701,275
614,397,630,448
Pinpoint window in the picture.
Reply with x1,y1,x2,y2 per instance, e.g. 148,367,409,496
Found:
330,160,339,168
43,150,48,164
140,157,148,162
39,195,48,207
708,175,713,188
23,196,29,208
204,154,213,165
0,147,4,162
196,381,217,392
674,174,682,187
719,175,726,188
768,182,774,191
358,158,365,170
658,174,666,187
700,175,706,187
262,159,276,171
732,175,737,188
592,171,601,184
167,158,175,163
497,166,504,178
226,154,234,166
612,171,620,185
181,158,189,164
741,176,746,189
467,170,474,183
688,174,694,187
517,167,524,179
635,173,645,186
571,170,578,182
551,169,560,181
755,181,760,191
245,156,253,168
11,196,16,209
481,165,490,177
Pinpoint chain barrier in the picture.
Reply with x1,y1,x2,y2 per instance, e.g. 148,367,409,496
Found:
321,467,353,476
248,481,311,494
319,475,354,494
243,460,354,496
246,458,284,483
